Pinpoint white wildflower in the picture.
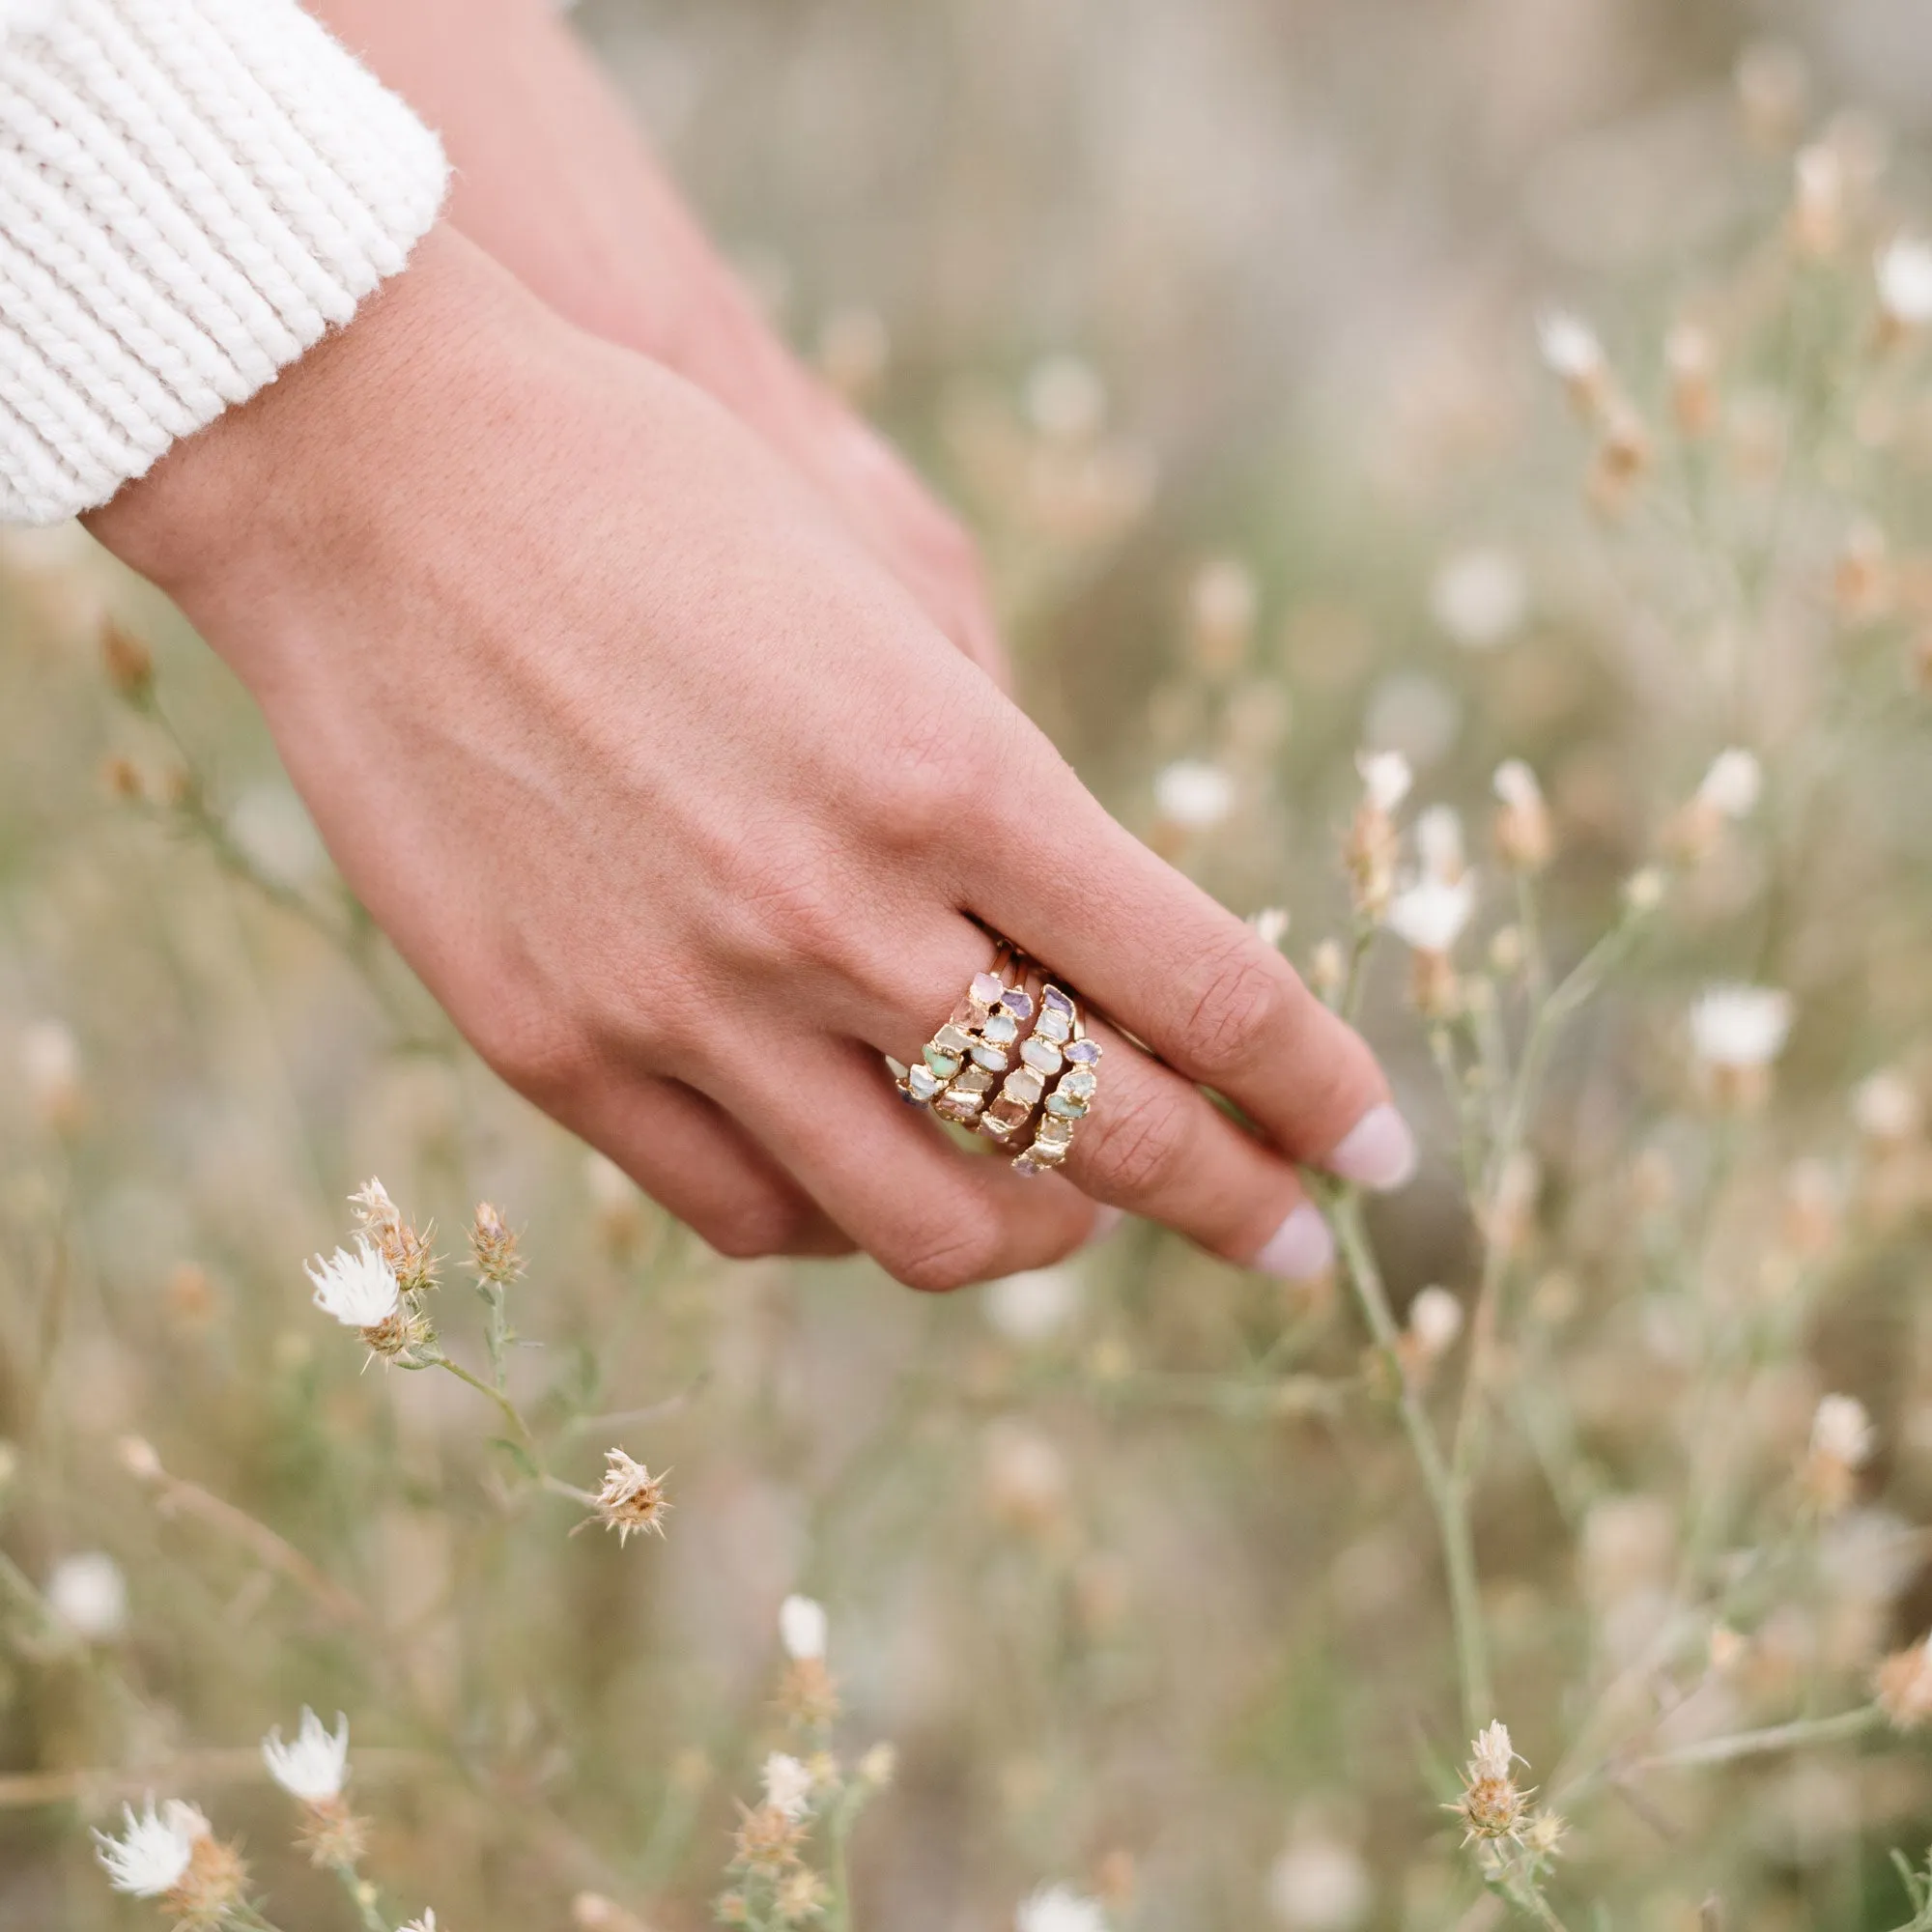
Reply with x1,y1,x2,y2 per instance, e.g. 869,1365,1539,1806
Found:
20,1018,80,1121
1355,750,1412,814
1153,758,1235,830
262,1708,350,1804
1537,310,1604,384
1492,759,1552,871
1267,1834,1371,1930
1470,1720,1521,1782
1429,547,1526,649
306,1240,401,1330
95,1798,204,1897
1492,759,1542,811
1025,355,1106,441
592,1448,671,1545
1386,875,1475,955
1250,906,1292,949
1879,239,1932,326
1406,1287,1465,1358
761,1751,813,1822
46,1551,126,1641
1690,985,1794,1070
1415,806,1465,884
779,1593,829,1662
1811,1395,1875,1471
985,1264,1084,1343
1018,1886,1108,1932
1696,748,1762,819
401,1915,440,1932
1854,1070,1921,1144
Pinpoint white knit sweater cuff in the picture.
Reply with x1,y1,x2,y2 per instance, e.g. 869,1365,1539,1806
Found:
0,0,449,525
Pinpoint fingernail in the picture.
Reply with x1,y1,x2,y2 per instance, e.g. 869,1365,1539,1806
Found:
1253,1203,1334,1281
1082,1205,1126,1249
1325,1103,1418,1193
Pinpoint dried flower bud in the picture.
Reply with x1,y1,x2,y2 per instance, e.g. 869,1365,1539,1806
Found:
1835,519,1892,623
1537,311,1610,420
1492,760,1553,872
1690,985,1794,1112
591,1449,671,1546
99,620,154,702
1877,1635,1932,1729
102,753,145,803
1310,940,1347,1005
1186,558,1259,675
1667,324,1719,439
1804,1394,1874,1512
1792,141,1845,257
467,1202,524,1286
1451,1721,1531,1843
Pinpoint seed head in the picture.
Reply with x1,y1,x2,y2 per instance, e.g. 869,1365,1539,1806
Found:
731,1802,807,1879
350,1178,439,1293
467,1202,524,1286
1451,1722,1532,1844
100,619,154,701
592,1449,671,1545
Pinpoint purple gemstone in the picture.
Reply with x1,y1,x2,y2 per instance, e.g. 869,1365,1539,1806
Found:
1012,1154,1045,1178
1065,1039,1102,1064
1042,985,1074,1014
1000,987,1035,1021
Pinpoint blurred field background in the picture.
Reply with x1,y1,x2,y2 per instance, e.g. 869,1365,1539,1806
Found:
13,0,1932,1926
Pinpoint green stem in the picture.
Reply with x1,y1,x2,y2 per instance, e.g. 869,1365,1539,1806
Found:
329,1862,393,1932
826,1817,855,1932
430,1354,540,1464
1624,1704,1880,1774
1324,1185,1492,1736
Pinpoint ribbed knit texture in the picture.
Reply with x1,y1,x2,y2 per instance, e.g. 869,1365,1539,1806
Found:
0,0,448,524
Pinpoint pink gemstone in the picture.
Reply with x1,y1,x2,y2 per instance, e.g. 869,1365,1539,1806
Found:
970,972,1005,1008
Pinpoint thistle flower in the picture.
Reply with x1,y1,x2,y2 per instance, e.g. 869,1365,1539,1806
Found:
731,1800,808,1879
1667,749,1761,864
1415,806,1465,884
1356,750,1412,814
1792,140,1844,256
1346,753,1411,921
1250,906,1292,950
46,1550,127,1641
1187,558,1259,673
1665,323,1718,438
1537,310,1609,417
1386,874,1474,1015
1835,518,1891,623
592,1448,670,1545
1492,760,1552,872
263,1708,349,1804
1153,758,1235,831
1805,1394,1874,1511
306,1239,420,1357
468,1202,524,1285
401,1915,440,1932
761,1752,813,1822
1406,1286,1464,1360
780,1593,829,1662
1690,984,1793,1110
21,1017,81,1128
1017,1885,1109,1932
1878,239,1932,335
1451,1721,1531,1843
350,1177,439,1292
1854,1070,1922,1146
96,1798,202,1897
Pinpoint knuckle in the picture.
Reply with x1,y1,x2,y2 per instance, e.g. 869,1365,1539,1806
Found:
866,710,991,850
1176,936,1293,1078
881,1217,1003,1294
1081,1079,1194,1199
470,998,594,1103
717,844,853,975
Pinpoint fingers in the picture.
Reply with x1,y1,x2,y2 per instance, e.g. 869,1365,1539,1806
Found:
1055,1013,1335,1279
556,1071,857,1263
837,913,1334,1280
717,1040,1107,1293
969,753,1415,1191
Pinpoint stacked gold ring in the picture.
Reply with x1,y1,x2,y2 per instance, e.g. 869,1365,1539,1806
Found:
896,952,1101,1174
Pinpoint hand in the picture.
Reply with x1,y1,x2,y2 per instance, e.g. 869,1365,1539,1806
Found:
308,0,1007,682
87,230,1413,1289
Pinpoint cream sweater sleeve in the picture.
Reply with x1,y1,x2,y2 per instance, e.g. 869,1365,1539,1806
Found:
0,0,448,525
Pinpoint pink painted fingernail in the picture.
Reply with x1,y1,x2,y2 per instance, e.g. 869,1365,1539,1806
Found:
1326,1103,1418,1193
1082,1205,1126,1249
1253,1203,1334,1281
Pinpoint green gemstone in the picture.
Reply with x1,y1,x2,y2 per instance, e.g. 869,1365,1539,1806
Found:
1046,1092,1090,1120
1061,1068,1097,1099
924,1046,962,1078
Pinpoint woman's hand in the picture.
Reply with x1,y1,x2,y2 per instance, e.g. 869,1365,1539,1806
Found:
306,0,1007,682
88,231,1412,1290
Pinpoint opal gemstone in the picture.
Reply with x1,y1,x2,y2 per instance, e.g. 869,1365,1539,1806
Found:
982,1010,1019,1045
1001,987,1035,1021
907,1065,941,1101
1012,1154,1047,1177
1035,1009,1072,1044
936,1093,983,1122
979,1114,1015,1140
923,1047,962,1079
1042,985,1074,1014
1002,1067,1044,1106
935,1023,974,1056
1046,1092,1090,1120
1061,1068,1097,1099
971,972,1005,1008
971,1043,1010,1073
1021,1037,1064,1075
953,1064,995,1095
1065,1038,1101,1065
1037,1115,1073,1146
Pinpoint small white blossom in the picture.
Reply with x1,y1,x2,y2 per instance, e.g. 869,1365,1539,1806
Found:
1854,1070,1921,1143
1250,906,1292,950
1879,239,1932,325
779,1593,828,1662
1356,750,1412,814
1018,1886,1108,1932
306,1239,401,1330
1406,1287,1465,1358
761,1751,813,1821
985,1264,1084,1343
95,1798,204,1897
1415,806,1465,884
1025,355,1106,441
46,1551,126,1640
1811,1395,1875,1471
1695,749,1762,820
1267,1834,1372,1930
1492,760,1543,810
1690,985,1794,1070
1429,548,1527,649
1153,758,1235,830
1386,875,1475,955
1470,1720,1522,1782
262,1707,350,1804
400,1915,440,1932
1537,310,1604,383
